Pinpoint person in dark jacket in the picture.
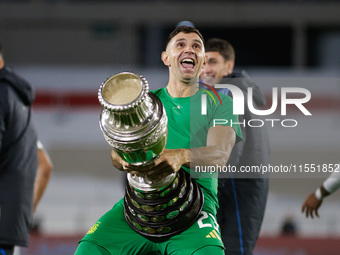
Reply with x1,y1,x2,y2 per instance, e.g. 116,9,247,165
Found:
201,38,270,255
0,44,51,255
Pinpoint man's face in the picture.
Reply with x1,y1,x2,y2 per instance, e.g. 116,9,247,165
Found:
201,51,233,86
162,32,206,83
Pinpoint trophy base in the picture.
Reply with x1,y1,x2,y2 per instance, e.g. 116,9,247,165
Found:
124,169,203,238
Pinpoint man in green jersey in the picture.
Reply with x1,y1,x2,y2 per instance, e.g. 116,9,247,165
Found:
74,26,242,255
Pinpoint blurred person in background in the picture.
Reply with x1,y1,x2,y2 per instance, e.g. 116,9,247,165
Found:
302,168,340,218
0,43,53,255
201,38,270,255
280,214,298,237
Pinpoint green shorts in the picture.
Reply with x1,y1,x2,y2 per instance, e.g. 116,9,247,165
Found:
75,198,224,255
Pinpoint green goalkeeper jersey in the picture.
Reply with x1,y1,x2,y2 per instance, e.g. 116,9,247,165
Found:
75,86,242,255
150,87,242,216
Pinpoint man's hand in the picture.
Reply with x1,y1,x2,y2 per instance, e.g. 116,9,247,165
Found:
110,150,130,171
110,149,188,182
301,193,323,218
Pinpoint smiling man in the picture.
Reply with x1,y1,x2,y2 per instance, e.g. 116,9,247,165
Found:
75,26,242,255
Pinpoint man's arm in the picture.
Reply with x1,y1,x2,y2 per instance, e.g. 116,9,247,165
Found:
187,125,236,168
302,168,340,218
111,125,236,181
33,141,53,212
222,112,246,167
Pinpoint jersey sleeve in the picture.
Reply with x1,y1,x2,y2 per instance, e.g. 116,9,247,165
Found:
323,168,340,194
211,93,243,143
74,240,111,255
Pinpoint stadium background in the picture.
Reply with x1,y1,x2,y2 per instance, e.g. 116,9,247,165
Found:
1,1,340,254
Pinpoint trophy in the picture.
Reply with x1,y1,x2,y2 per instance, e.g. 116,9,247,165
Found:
98,72,203,238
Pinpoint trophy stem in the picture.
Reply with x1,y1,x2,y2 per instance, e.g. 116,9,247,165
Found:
127,172,177,192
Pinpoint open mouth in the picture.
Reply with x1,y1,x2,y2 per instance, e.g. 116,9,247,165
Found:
180,58,195,69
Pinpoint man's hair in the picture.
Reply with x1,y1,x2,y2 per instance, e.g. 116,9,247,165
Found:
165,26,205,49
205,38,235,62
0,43,2,56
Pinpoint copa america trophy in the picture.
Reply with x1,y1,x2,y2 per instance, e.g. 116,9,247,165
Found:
98,72,203,238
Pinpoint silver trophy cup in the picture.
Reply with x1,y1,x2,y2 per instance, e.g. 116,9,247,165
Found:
98,72,203,238
98,72,174,191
